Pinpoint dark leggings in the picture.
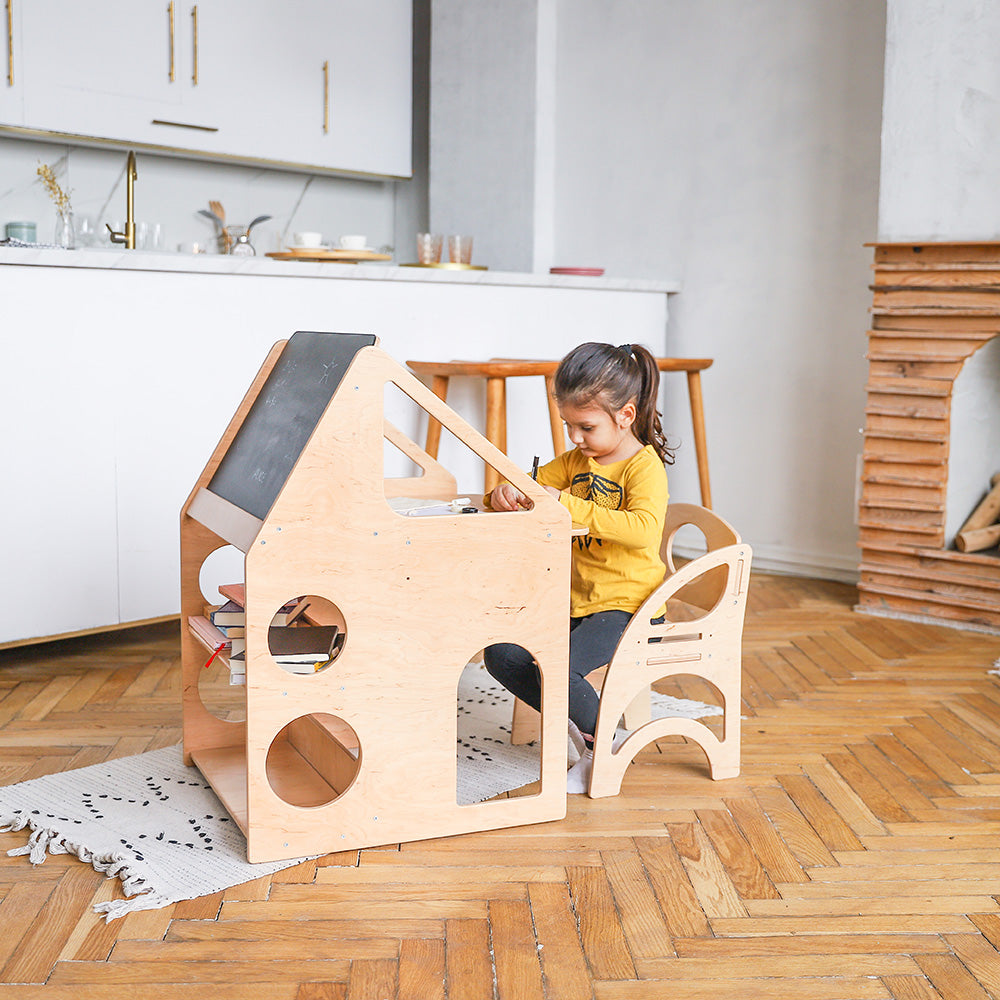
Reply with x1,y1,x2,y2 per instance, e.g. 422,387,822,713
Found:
483,610,633,743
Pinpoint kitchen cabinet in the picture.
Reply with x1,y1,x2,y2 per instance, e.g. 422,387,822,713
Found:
19,1,186,142
0,0,23,126
4,297,120,641
0,250,673,646
5,0,411,178
213,0,412,176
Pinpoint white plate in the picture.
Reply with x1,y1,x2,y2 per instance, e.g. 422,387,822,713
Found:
286,244,329,251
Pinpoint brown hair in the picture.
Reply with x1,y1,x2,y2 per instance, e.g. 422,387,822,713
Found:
553,342,674,464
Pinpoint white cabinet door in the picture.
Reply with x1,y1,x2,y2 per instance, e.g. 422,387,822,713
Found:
0,267,120,644
301,0,413,177
175,0,310,162
19,0,184,143
0,0,24,126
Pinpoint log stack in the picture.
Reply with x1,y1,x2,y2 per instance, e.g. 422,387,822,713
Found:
954,474,1000,553
857,242,1000,632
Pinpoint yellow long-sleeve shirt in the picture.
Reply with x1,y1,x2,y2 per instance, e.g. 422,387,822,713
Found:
535,445,668,617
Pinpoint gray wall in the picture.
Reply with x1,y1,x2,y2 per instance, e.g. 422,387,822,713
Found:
430,0,886,579
554,1,885,577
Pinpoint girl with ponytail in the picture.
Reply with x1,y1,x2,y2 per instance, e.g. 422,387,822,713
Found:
484,342,672,793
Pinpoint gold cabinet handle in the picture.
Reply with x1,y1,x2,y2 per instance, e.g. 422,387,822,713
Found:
191,4,198,85
167,1,175,82
322,60,329,133
6,0,13,87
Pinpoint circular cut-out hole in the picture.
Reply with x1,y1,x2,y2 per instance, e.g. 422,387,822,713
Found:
267,595,347,676
198,544,245,605
266,713,360,807
196,645,247,723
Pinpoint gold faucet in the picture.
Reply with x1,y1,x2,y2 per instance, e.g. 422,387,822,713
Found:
106,151,138,249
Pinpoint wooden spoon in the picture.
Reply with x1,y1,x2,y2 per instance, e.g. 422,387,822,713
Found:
208,201,229,250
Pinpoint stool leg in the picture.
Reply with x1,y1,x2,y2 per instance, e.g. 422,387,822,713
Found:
511,697,541,745
484,376,506,494
424,375,449,460
686,371,712,509
544,375,566,457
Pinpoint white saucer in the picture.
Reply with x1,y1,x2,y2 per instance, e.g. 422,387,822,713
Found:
286,244,328,251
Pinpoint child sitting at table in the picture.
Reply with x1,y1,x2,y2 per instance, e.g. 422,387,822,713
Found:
483,341,673,792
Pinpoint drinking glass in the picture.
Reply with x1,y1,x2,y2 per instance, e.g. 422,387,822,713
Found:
417,232,443,264
448,234,473,265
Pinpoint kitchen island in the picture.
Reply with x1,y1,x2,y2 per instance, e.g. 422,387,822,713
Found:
0,248,678,645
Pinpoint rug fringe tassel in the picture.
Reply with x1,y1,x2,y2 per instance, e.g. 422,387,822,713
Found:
94,893,174,922
1,812,159,922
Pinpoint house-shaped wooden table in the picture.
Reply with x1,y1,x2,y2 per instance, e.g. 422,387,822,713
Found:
180,332,570,862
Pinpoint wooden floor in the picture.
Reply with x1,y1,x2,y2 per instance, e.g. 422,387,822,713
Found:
1,573,1000,999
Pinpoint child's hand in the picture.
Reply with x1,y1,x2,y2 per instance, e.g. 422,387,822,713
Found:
490,484,532,511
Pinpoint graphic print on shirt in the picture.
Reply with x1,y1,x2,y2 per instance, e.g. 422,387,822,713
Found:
570,472,623,550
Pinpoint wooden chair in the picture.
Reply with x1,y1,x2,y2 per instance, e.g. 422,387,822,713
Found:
587,503,752,797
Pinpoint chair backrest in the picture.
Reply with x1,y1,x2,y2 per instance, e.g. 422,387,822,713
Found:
659,502,742,616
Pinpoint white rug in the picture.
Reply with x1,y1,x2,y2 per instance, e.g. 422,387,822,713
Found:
455,665,722,804
0,667,719,921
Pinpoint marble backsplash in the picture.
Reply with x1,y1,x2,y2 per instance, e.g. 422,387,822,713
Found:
0,133,409,255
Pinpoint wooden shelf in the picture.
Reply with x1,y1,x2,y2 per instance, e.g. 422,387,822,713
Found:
190,744,249,835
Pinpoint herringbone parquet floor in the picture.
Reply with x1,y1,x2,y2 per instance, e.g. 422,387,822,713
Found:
1,573,999,999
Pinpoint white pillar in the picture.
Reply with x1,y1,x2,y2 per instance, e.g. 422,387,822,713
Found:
429,0,555,273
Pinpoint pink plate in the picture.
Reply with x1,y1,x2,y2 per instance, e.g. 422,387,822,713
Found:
549,266,605,276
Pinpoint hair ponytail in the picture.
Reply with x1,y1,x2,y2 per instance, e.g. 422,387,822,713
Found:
554,342,674,464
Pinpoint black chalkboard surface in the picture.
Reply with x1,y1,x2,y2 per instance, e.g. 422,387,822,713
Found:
208,331,377,520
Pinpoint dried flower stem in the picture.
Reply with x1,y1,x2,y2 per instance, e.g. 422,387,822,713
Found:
37,163,72,217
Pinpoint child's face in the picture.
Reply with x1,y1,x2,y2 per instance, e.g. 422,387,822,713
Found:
559,399,637,464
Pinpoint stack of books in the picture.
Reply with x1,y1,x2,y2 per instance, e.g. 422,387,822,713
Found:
188,584,344,686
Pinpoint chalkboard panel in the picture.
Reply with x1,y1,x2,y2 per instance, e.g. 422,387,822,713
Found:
208,331,376,520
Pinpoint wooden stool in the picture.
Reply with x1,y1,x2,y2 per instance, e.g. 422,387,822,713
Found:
406,357,715,503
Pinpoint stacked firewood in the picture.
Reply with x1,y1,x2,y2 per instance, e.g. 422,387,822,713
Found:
956,473,1000,552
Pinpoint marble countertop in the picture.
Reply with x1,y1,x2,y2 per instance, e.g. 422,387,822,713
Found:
0,245,680,294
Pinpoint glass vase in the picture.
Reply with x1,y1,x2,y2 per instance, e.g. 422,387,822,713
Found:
54,212,75,249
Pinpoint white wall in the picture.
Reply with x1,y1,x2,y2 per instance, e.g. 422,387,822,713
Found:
880,0,1000,240
550,1,886,578
878,0,1000,543
429,0,886,579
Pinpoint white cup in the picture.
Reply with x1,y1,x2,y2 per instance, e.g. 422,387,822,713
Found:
293,231,323,248
339,234,367,250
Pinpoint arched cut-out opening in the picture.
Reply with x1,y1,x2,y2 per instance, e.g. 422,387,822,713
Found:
946,335,1000,550
456,650,543,806
660,563,729,623
646,673,725,744
267,595,346,677
265,713,361,808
